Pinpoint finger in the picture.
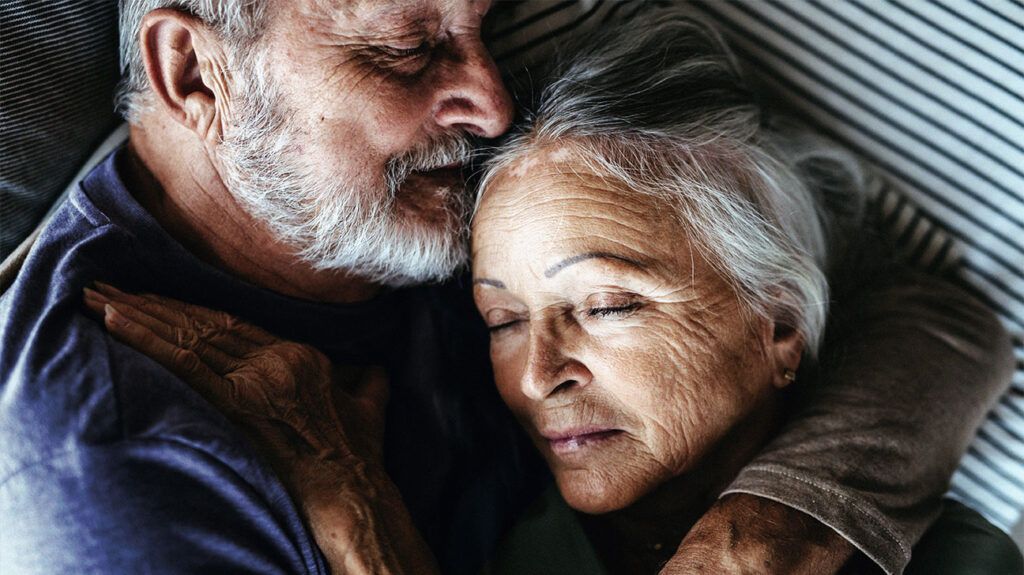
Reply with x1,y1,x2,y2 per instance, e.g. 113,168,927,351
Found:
87,287,177,346
94,282,278,346
102,304,228,401
92,283,268,357
82,286,111,320
88,288,241,374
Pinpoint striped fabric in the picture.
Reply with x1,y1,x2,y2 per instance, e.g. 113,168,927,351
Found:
489,0,1024,539
1,0,1020,541
684,0,1024,536
0,0,121,260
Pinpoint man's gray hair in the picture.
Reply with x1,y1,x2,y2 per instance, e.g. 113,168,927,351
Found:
477,13,864,356
116,0,267,121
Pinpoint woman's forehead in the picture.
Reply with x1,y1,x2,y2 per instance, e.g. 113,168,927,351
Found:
485,151,613,209
476,156,672,240
472,155,688,281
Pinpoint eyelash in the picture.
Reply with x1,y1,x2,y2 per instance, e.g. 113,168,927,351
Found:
488,320,520,333
378,41,431,60
587,302,642,318
488,302,641,333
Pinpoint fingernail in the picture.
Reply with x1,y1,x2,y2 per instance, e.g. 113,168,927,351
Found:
83,287,110,304
94,281,125,296
105,304,131,328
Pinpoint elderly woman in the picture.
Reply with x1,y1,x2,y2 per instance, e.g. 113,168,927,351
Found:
469,15,840,573
84,13,1021,575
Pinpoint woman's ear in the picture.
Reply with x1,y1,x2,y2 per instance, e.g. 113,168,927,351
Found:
766,320,805,389
138,8,231,142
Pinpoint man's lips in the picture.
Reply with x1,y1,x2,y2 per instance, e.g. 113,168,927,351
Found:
407,164,464,188
417,162,463,176
541,427,624,455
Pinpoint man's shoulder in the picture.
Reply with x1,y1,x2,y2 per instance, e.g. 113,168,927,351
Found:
0,432,324,574
0,183,248,485
0,218,324,573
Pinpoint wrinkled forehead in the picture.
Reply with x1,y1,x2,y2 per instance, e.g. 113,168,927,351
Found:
472,146,682,260
284,0,490,27
477,145,651,221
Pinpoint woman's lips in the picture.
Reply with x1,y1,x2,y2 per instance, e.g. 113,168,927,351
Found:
542,428,624,455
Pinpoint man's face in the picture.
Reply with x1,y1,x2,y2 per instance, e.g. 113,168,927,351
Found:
219,0,511,285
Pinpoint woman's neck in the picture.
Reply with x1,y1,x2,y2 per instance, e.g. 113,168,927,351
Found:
580,394,785,574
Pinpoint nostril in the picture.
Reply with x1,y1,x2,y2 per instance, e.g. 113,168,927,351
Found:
451,122,485,137
435,94,507,138
551,379,577,395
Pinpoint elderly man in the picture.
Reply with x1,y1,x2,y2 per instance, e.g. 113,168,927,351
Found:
0,1,1013,574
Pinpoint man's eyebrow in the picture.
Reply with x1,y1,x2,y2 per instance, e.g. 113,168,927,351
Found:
473,278,506,289
544,252,646,279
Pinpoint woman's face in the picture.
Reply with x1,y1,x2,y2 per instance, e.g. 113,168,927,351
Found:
471,150,794,514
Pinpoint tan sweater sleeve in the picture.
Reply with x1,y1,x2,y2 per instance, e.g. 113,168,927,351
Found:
723,221,1015,574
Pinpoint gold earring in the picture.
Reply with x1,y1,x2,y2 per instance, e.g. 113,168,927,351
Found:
783,369,797,382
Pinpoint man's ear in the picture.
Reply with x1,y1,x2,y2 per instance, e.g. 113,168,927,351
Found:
764,319,805,390
139,9,231,141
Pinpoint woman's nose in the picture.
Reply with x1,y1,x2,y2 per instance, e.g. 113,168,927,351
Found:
520,327,592,401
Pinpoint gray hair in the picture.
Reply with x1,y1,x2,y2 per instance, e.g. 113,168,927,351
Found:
477,13,864,356
116,0,268,121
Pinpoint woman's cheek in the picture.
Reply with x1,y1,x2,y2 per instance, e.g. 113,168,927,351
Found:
490,333,529,404
604,320,713,473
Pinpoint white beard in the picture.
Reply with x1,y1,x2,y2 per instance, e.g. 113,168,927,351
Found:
217,60,475,287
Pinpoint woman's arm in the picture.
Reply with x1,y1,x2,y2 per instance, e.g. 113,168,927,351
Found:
83,283,439,575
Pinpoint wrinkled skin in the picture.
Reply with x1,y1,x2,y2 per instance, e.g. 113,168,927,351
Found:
81,283,433,575
471,147,802,516
130,0,512,301
248,0,511,228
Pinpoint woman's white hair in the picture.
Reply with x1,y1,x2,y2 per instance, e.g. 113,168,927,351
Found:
116,0,267,122
476,13,864,356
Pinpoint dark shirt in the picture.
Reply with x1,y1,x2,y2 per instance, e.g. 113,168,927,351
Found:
0,147,543,574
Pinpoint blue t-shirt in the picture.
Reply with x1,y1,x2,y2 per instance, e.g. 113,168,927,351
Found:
0,147,543,574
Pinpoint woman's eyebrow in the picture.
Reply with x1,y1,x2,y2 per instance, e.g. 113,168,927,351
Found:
473,253,647,289
473,278,506,289
544,252,646,279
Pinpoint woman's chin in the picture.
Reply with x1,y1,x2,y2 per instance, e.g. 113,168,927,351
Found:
556,471,646,515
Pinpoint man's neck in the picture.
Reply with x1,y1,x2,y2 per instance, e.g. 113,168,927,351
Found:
125,121,381,304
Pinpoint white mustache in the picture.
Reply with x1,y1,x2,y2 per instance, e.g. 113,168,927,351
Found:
385,135,477,193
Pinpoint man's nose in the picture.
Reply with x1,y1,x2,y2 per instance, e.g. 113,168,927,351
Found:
520,325,592,401
433,39,514,138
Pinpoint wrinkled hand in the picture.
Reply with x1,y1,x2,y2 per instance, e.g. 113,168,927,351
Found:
661,494,856,575
83,282,387,479
83,283,437,575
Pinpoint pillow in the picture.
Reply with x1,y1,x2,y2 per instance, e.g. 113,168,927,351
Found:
0,1,121,259
677,0,1024,536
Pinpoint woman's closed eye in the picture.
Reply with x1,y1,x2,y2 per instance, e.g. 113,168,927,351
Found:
587,302,642,317
488,319,521,333
583,293,644,320
485,309,525,334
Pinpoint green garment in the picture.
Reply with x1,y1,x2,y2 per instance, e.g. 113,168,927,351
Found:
485,487,1022,575
484,486,607,575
